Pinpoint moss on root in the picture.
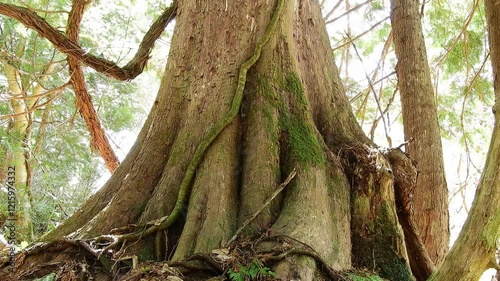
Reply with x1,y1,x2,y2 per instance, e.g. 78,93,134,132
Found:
283,72,308,106
372,203,414,281
279,114,325,165
132,200,148,215
274,72,326,166
139,244,156,261
352,174,414,280
261,102,278,136
353,201,414,281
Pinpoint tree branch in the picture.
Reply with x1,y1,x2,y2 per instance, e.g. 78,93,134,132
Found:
0,1,177,81
67,0,119,173
0,82,70,120
325,0,373,25
332,16,389,51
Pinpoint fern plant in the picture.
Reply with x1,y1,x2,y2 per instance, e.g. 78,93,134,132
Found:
228,259,277,281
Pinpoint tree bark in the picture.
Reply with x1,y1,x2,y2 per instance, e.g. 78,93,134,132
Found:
390,0,450,265
66,0,120,173
386,149,436,280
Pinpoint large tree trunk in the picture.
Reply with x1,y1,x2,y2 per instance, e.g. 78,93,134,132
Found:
390,0,449,266
5,1,420,280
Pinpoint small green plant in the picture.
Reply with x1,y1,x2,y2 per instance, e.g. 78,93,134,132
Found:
228,259,277,281
33,272,56,281
140,266,150,273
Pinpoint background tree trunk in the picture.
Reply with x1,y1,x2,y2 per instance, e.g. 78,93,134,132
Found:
4,58,39,243
390,0,450,265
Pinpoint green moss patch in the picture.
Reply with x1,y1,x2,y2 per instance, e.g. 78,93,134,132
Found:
369,203,414,280
283,73,308,106
277,72,326,166
280,114,325,165
352,198,414,281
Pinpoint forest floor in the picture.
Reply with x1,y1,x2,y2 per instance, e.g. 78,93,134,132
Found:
0,236,286,281
0,235,382,280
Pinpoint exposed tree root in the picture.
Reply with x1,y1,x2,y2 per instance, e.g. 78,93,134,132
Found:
4,147,425,280
385,149,436,280
61,168,296,265
2,233,375,280
2,147,424,281
0,167,297,280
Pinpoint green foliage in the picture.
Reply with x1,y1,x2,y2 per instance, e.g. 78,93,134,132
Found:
228,259,277,281
33,272,57,281
284,73,306,104
426,1,493,154
0,0,159,239
427,2,486,74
